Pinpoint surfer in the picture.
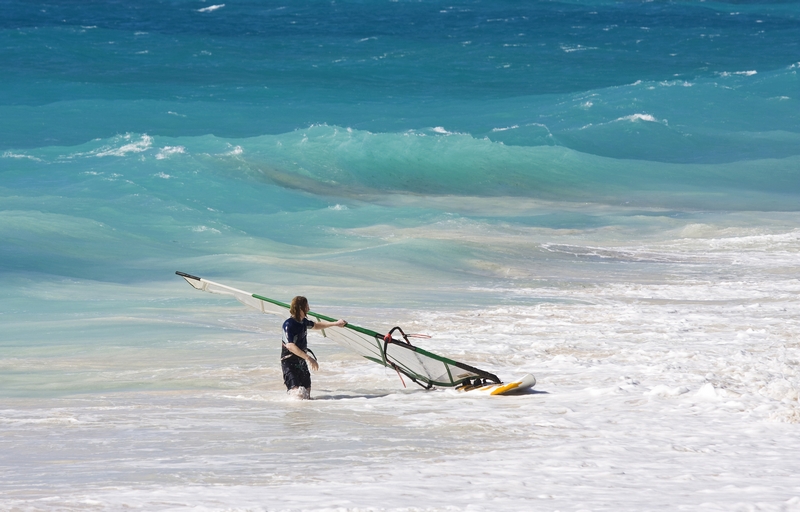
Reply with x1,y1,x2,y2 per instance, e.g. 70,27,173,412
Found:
281,296,346,399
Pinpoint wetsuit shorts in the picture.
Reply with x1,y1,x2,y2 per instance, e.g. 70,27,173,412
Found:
282,357,311,390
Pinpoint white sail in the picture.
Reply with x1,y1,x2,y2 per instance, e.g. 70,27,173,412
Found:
176,271,500,388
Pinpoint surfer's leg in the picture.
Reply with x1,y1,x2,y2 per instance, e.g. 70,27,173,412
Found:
281,360,297,391
283,360,312,399
297,362,312,398
288,386,310,399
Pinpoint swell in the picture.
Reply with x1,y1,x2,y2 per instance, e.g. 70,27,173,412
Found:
4,125,800,211
2,63,797,169
243,126,800,207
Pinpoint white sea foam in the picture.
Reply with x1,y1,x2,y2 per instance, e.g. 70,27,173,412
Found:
155,145,186,160
658,79,693,87
560,44,598,52
618,113,659,123
718,70,758,77
2,151,42,161
191,225,221,233
3,220,800,510
197,4,225,13
578,112,667,130
94,134,153,157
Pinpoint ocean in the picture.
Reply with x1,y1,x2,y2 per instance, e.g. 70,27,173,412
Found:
1,0,799,510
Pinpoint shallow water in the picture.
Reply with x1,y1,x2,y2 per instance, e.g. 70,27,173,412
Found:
2,0,799,510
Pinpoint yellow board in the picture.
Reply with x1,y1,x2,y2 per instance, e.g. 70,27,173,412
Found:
457,373,536,395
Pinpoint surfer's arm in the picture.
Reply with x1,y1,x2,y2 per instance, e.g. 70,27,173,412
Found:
285,342,319,371
312,319,347,330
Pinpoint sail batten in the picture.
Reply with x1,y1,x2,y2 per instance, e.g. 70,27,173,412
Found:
176,271,501,388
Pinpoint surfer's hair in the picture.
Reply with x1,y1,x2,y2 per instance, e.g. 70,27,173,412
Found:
290,296,309,321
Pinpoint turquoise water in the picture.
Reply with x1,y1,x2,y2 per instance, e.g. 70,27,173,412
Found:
2,2,800,509
2,0,799,392
3,2,799,282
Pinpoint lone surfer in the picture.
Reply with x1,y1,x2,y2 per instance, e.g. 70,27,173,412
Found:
282,296,346,399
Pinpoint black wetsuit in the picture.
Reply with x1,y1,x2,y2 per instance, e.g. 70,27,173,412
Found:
281,317,315,390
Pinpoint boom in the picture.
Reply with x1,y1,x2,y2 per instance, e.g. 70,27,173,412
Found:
176,271,501,388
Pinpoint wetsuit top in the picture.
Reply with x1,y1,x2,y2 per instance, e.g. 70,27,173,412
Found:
281,317,315,360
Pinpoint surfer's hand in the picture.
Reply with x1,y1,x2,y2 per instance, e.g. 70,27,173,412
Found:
335,319,347,327
307,358,319,372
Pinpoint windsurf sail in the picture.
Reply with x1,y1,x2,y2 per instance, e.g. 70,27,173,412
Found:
176,271,501,388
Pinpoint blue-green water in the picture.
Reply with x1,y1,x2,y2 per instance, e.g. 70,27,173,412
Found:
2,0,799,385
3,1,799,286
1,2,800,509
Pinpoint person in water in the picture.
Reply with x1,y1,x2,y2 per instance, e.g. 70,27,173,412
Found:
281,296,346,399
